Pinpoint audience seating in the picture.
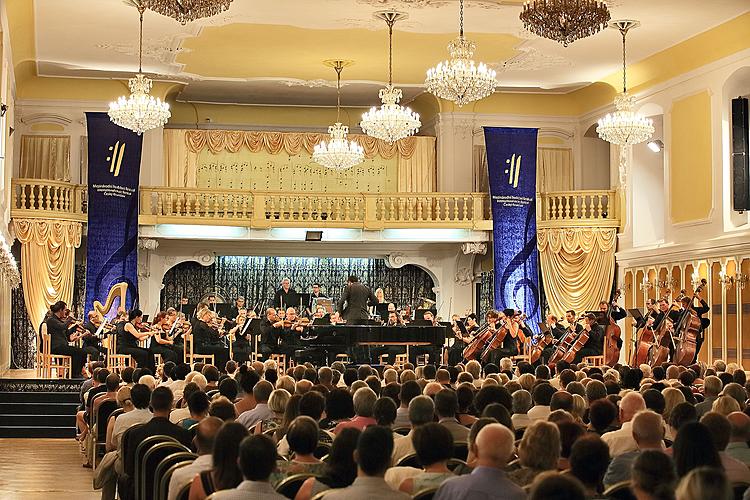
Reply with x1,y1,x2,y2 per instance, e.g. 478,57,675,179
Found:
733,482,750,500
38,326,72,378
156,455,197,500
140,441,191,500
392,426,411,436
446,458,467,472
313,441,332,459
412,486,439,500
452,441,469,461
93,400,119,466
602,480,635,500
133,435,180,500
395,453,421,468
276,473,317,499
175,481,191,500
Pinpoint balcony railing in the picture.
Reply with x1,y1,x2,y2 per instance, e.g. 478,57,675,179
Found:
538,190,619,227
10,179,619,230
11,178,87,221
139,187,489,229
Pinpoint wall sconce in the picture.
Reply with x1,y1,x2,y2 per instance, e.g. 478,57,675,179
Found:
647,139,664,153
656,278,676,290
690,273,703,289
735,273,748,290
639,278,653,291
718,270,734,289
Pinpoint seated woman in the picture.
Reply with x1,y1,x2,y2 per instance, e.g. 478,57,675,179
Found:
179,390,210,429
295,428,361,500
188,421,248,500
270,416,326,487
118,309,154,372
508,420,561,487
150,311,182,364
398,422,455,495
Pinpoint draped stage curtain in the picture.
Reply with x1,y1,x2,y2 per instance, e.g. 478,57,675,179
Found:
163,129,436,192
12,219,82,332
537,227,617,318
160,257,435,312
537,148,574,193
19,135,71,181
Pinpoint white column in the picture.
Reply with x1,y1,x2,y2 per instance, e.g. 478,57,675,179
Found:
435,113,476,193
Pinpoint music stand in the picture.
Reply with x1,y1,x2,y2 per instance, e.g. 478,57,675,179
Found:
215,303,232,318
628,309,645,324
299,293,311,312
537,322,551,334
248,318,261,359
410,319,432,326
375,303,389,319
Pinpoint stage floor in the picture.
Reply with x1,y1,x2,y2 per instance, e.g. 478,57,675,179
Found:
0,370,37,380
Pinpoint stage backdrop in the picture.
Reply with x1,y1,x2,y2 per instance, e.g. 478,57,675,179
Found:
84,112,142,316
484,127,541,328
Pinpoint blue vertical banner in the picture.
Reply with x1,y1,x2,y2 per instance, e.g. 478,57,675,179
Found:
484,127,541,328
84,112,143,317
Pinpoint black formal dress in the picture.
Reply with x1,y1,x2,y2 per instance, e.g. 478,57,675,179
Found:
337,282,378,323
191,320,229,368
149,329,182,364
449,324,478,365
46,316,84,376
273,287,300,310
231,320,253,364
82,321,107,362
117,322,154,371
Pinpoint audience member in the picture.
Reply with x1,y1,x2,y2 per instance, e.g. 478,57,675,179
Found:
188,422,249,499
508,420,560,487
210,434,285,500
569,434,609,497
435,389,470,442
296,428,361,500
631,449,677,500
603,410,666,487
675,467,732,500
167,417,222,500
673,422,722,477
726,411,750,466
398,422,455,494
270,416,326,485
237,381,274,430
528,472,586,500
392,395,435,465
601,391,647,456
699,411,750,483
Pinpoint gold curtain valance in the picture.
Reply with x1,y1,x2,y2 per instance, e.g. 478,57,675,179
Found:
184,129,419,159
14,219,82,248
538,227,617,318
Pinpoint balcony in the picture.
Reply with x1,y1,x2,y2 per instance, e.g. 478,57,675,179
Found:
10,179,619,230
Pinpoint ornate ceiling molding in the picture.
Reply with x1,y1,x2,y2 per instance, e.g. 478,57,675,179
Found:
20,113,73,126
356,0,521,9
497,46,573,72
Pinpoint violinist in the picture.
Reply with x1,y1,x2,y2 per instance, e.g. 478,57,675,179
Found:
149,311,182,364
226,308,252,364
227,296,246,322
312,305,327,319
257,308,279,358
448,314,471,366
117,309,155,371
484,309,513,363
82,310,108,361
423,310,438,327
386,310,405,326
45,301,86,377
401,305,413,324
192,309,229,369
573,313,604,363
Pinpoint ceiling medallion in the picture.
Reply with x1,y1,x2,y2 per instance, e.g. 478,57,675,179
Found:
360,11,421,144
519,0,610,47
313,61,365,171
424,0,497,107
141,0,233,24
108,5,170,135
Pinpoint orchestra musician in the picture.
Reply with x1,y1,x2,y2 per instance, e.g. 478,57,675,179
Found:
337,275,378,324
538,314,565,364
599,300,627,321
149,311,182,364
226,308,252,364
565,309,584,336
81,310,108,362
386,310,404,326
312,305,327,319
448,313,477,366
573,313,604,363
192,308,229,368
45,301,85,377
309,284,328,311
227,296,246,322
273,278,300,310
690,289,710,362
117,309,155,371
635,298,659,329
258,308,279,359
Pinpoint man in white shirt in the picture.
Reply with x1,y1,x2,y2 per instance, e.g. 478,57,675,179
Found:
211,434,286,500
112,383,153,448
237,380,274,430
167,417,221,500
527,383,556,421
601,391,646,457
392,396,434,465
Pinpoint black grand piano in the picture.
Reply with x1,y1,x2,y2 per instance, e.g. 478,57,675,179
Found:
299,323,448,365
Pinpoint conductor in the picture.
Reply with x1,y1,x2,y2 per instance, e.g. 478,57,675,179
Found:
337,275,378,324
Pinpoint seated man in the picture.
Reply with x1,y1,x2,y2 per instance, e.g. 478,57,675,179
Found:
603,410,666,488
192,309,229,369
211,434,285,499
167,417,222,500
324,426,410,500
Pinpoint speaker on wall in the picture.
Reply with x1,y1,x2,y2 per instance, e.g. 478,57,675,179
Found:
732,97,750,212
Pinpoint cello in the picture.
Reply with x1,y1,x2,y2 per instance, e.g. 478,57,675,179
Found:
462,323,491,361
649,295,681,367
672,279,706,366
631,303,657,367
480,316,510,362
548,318,582,367
562,317,590,364
604,289,623,366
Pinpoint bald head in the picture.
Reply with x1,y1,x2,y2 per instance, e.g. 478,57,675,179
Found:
620,391,647,423
631,410,665,448
195,416,223,454
423,381,444,397
727,411,750,442
474,423,515,469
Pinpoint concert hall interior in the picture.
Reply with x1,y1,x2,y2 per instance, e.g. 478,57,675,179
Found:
0,1,750,499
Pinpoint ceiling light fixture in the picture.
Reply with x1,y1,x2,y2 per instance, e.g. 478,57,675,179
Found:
360,11,421,144
108,4,170,135
425,0,497,107
519,0,610,47
647,140,664,153
142,0,233,24
313,60,365,171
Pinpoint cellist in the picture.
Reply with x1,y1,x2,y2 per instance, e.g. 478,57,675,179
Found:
540,314,565,364
573,313,604,363
565,310,584,336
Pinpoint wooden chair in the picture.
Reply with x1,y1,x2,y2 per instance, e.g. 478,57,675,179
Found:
511,339,531,365
602,480,635,500
335,353,350,364
184,332,215,366
394,353,408,369
105,333,132,374
416,354,429,366
584,355,606,367
269,353,287,373
38,325,72,379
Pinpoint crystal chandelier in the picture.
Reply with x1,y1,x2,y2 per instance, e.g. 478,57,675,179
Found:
313,61,365,171
519,0,610,47
360,11,421,144
424,0,497,107
596,21,654,146
142,0,233,24
108,5,170,135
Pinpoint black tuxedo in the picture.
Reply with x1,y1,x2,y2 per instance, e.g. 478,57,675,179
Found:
45,316,84,375
337,282,378,322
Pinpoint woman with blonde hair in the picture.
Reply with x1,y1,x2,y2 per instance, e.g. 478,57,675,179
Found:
662,387,686,421
508,420,561,487
253,388,290,435
711,395,741,416
518,373,535,392
570,394,586,423
675,467,731,500
276,375,295,393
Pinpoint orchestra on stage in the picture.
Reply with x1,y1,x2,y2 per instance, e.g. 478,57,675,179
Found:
43,274,713,377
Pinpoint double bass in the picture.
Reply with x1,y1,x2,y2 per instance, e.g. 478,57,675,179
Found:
672,279,706,366
604,289,623,366
631,306,657,367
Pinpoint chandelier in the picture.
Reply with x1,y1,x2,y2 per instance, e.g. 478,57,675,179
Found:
596,21,654,146
519,0,610,47
360,11,421,144
424,0,497,107
313,61,365,171
142,0,233,24
108,5,170,135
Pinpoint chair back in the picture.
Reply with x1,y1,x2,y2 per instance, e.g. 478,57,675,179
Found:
157,456,197,500
446,458,467,472
141,442,191,500
733,482,750,500
175,480,191,500
96,400,120,442
452,441,469,461
275,473,316,499
313,441,331,459
602,480,635,500
392,426,411,436
133,435,179,500
206,389,219,399
412,486,439,500
395,453,421,468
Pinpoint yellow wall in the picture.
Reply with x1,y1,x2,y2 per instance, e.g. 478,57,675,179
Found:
670,91,713,224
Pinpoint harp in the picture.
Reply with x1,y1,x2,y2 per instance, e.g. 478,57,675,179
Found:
93,282,128,320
